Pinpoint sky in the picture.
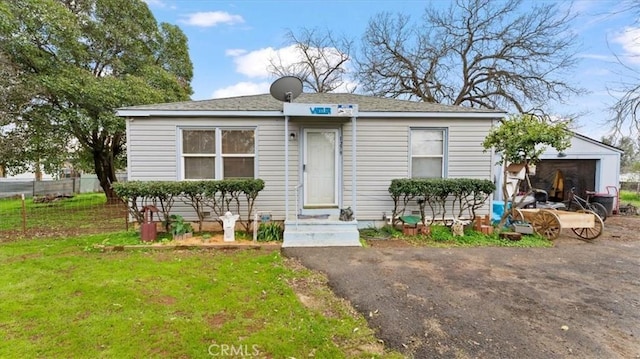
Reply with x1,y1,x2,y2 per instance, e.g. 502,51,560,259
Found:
144,0,640,141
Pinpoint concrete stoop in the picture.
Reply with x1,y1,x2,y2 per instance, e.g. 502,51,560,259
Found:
282,219,361,247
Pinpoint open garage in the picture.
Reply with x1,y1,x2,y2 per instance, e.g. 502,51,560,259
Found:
531,132,622,210
495,132,623,213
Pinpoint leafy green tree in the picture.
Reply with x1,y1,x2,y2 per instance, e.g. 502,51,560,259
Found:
0,0,192,199
601,135,638,172
482,114,571,226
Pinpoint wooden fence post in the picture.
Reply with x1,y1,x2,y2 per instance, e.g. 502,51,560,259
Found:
21,193,27,236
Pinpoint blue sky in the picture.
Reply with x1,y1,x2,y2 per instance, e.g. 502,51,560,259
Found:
144,0,639,140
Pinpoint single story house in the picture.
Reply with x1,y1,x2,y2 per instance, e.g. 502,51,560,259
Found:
116,93,506,246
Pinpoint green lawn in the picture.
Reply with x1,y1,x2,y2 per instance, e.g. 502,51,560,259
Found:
360,224,553,248
620,190,640,208
0,193,126,239
0,234,400,358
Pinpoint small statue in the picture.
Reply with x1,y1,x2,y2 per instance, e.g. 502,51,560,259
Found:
220,211,240,242
451,220,464,237
339,207,354,221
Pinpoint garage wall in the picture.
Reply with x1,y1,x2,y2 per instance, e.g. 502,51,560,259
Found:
538,134,621,194
494,133,622,206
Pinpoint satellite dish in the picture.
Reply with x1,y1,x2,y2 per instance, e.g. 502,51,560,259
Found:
269,76,303,102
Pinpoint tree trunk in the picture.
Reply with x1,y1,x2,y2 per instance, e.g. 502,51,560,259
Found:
93,149,119,204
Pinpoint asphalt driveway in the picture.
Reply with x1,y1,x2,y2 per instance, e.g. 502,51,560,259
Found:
284,239,640,358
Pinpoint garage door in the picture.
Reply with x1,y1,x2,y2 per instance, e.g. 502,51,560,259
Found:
530,159,596,201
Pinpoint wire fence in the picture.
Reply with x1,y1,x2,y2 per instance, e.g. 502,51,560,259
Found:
0,175,127,199
0,192,129,241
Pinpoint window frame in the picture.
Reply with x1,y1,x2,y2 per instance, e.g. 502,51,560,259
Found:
409,127,447,179
179,127,257,180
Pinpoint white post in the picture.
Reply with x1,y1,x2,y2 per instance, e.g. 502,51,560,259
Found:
285,115,289,221
253,211,258,242
352,115,357,218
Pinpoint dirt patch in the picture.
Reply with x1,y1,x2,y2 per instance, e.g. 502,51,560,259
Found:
205,312,230,329
285,219,640,358
148,233,280,247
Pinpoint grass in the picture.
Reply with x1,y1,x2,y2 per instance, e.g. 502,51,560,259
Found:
0,193,126,237
360,224,553,248
0,233,402,358
620,190,640,208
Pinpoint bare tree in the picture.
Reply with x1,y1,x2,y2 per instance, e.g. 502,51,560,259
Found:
268,28,355,93
356,0,583,113
608,2,640,135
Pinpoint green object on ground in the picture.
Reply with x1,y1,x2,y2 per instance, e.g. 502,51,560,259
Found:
400,215,421,225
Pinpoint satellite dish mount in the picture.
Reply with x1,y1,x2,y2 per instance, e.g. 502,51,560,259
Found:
269,76,303,103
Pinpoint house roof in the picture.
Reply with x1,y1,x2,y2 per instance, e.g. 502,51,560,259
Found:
571,132,624,154
118,93,505,115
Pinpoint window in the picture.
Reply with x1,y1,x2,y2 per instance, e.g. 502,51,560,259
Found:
410,128,445,178
181,128,255,180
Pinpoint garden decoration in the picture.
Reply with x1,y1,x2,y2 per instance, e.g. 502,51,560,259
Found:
220,211,240,242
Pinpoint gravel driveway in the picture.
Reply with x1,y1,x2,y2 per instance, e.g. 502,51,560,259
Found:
284,236,640,358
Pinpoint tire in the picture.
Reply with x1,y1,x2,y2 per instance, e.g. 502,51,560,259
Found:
587,202,607,222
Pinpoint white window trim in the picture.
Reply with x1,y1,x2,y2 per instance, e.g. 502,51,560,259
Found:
409,127,447,178
179,127,256,180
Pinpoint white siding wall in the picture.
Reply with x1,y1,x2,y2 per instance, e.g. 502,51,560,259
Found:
127,116,296,221
343,118,495,222
127,116,495,223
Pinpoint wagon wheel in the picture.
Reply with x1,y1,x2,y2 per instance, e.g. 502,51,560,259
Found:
512,208,526,222
532,209,562,240
571,210,604,240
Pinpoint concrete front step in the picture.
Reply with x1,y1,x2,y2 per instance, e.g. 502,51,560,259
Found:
283,219,361,247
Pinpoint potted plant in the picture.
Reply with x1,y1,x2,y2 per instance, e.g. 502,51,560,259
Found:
169,214,193,241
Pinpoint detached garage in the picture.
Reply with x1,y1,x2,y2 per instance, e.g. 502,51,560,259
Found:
529,132,622,212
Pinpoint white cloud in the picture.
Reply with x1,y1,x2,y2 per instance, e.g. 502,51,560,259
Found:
226,44,352,80
226,46,295,78
180,11,244,27
578,53,616,62
218,44,357,95
613,26,640,63
211,81,270,98
225,49,247,57
583,67,611,76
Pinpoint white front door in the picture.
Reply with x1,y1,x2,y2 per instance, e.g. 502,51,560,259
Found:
303,129,339,207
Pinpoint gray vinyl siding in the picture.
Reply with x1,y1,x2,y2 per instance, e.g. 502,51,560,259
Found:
126,115,495,222
343,118,494,221
127,116,296,221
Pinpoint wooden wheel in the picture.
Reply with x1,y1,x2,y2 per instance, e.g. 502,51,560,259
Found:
532,209,562,240
571,210,604,240
512,209,525,222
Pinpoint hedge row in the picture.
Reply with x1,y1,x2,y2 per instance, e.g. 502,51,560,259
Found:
389,178,496,226
112,179,265,232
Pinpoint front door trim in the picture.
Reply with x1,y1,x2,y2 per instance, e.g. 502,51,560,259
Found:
303,128,340,208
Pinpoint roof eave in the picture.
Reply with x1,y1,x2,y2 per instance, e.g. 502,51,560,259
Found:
116,110,284,117
117,109,506,119
360,111,506,119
